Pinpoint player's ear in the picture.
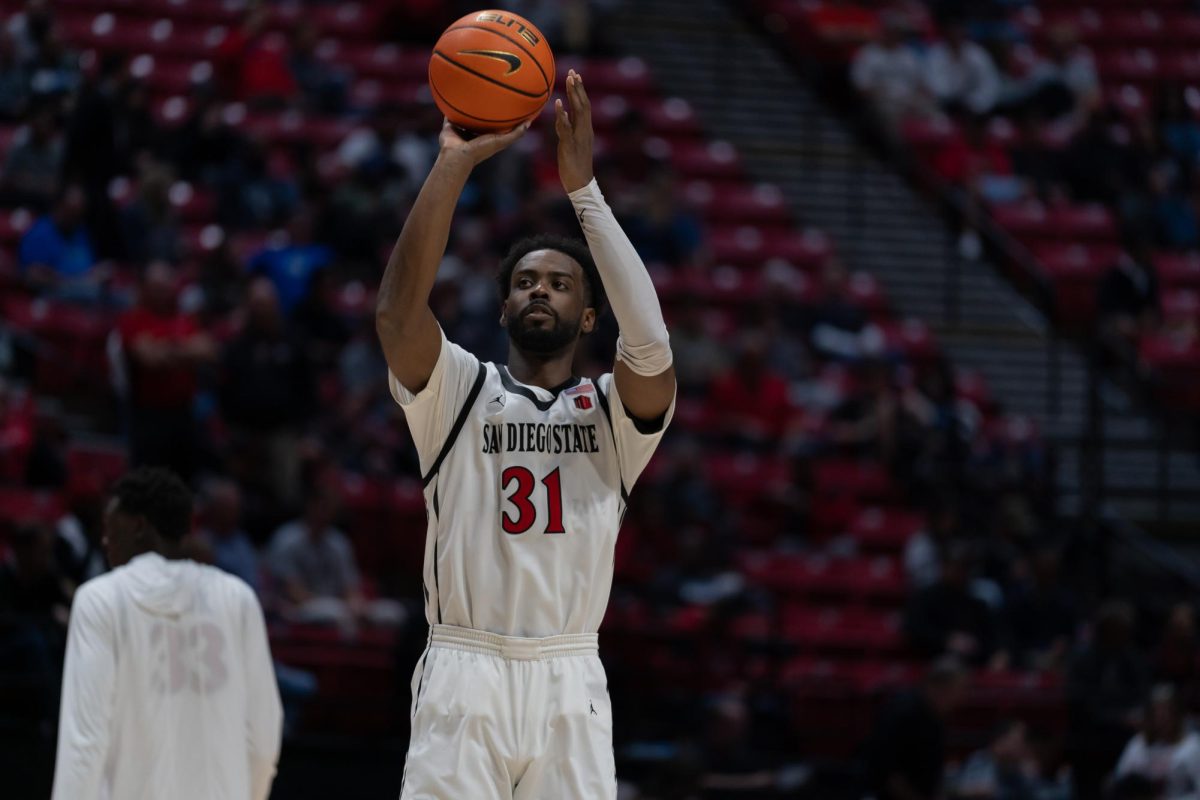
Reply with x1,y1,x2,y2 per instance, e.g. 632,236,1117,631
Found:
581,307,596,335
499,305,508,328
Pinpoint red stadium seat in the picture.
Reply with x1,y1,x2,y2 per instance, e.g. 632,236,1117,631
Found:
670,140,744,180
1155,251,1200,290
683,180,792,227
813,459,896,502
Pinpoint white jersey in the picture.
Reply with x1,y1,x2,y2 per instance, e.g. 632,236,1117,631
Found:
52,552,283,800
390,329,673,638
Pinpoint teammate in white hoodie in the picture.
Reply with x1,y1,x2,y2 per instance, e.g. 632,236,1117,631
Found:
51,467,283,800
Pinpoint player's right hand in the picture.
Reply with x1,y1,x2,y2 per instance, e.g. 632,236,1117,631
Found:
438,118,531,167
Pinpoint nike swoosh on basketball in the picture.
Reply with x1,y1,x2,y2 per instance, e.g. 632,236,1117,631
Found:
458,49,522,76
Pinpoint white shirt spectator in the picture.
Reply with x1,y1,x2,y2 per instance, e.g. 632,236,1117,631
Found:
852,41,930,122
925,39,1001,115
1116,729,1200,799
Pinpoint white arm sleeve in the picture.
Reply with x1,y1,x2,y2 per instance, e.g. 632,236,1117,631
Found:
568,179,672,377
52,585,116,800
241,586,283,800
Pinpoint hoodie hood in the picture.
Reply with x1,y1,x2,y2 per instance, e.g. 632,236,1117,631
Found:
123,552,199,618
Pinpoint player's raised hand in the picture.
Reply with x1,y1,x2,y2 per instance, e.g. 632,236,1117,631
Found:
438,118,531,168
555,69,594,194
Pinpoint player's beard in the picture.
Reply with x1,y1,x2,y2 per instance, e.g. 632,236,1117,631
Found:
506,305,580,356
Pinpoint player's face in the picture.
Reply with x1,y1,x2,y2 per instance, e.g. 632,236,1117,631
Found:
501,250,596,356
102,496,145,568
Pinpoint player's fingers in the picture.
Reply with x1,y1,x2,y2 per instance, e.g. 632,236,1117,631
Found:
572,71,591,121
554,98,570,137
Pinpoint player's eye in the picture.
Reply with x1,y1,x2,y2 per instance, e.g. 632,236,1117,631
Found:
517,278,532,288
554,281,568,291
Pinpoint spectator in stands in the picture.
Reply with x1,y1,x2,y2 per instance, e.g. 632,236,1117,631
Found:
905,492,963,590
1068,600,1152,799
831,358,926,471
1113,684,1200,799
292,268,350,371
1158,85,1200,176
810,256,869,361
18,182,108,299
117,261,216,482
602,109,666,194
948,720,1040,800
924,18,1000,117
192,237,244,324
1155,603,1199,710
0,376,34,483
934,114,1018,204
216,6,298,106
0,522,71,651
1006,543,1078,671
219,278,316,508
1064,108,1137,208
265,477,403,631
1097,246,1160,365
0,31,30,120
905,542,999,666
622,167,704,267
248,208,334,315
120,161,184,266
665,292,727,397
289,22,348,115
865,657,968,800
62,53,128,260
851,11,935,131
192,478,261,593
26,26,77,99
707,330,793,450
1030,25,1099,122
0,100,61,211
5,0,52,68
697,693,774,797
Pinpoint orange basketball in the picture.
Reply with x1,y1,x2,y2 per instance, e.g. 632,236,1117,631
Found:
428,9,555,133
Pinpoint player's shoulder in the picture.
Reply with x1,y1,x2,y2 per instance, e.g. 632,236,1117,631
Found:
196,561,259,603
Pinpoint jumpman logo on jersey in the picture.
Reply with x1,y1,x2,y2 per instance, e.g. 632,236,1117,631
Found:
589,700,597,716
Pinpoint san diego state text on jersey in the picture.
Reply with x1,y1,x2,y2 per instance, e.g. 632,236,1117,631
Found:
480,422,601,455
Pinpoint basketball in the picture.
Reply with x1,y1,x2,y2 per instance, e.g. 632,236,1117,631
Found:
428,9,556,133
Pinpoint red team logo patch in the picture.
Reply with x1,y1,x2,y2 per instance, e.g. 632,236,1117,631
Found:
566,384,594,411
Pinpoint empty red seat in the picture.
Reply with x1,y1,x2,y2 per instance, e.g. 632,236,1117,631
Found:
1156,253,1200,295
66,441,128,499
1096,48,1163,83
683,181,791,227
557,57,656,96
0,487,64,528
813,459,895,501
670,140,744,180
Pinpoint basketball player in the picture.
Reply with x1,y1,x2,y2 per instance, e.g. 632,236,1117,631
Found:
51,467,282,800
377,69,675,798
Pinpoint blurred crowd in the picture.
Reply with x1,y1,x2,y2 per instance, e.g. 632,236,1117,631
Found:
846,0,1200,380
0,0,1198,798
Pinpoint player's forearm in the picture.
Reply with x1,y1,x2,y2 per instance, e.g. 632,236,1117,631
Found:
376,153,472,334
568,178,672,375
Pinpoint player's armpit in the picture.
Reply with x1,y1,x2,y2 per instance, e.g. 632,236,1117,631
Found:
613,360,676,423
376,303,441,395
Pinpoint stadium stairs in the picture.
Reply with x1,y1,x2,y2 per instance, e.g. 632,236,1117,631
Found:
612,0,1200,527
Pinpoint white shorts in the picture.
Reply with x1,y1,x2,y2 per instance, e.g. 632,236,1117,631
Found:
399,624,616,800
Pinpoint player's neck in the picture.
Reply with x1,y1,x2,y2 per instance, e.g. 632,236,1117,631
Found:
506,346,576,391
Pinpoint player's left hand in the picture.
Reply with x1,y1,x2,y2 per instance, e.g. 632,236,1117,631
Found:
555,69,594,194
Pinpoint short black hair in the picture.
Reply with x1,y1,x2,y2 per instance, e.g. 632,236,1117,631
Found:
496,234,607,316
111,467,194,543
